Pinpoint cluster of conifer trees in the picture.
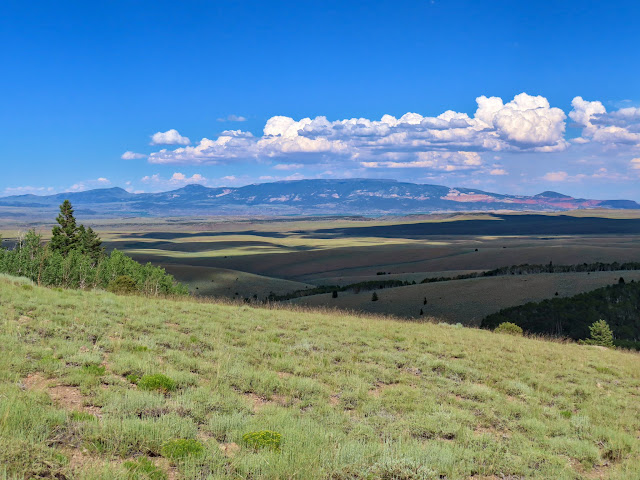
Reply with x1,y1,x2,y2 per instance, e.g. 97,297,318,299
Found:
0,200,187,296
481,279,640,349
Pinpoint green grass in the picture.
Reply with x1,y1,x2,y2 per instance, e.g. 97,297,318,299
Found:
138,374,177,394
0,274,639,479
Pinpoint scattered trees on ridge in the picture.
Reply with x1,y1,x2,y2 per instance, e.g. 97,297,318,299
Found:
0,200,187,296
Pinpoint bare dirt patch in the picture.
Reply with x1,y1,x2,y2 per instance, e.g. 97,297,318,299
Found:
218,442,241,458
22,373,102,417
244,392,291,412
569,458,610,479
66,448,107,472
368,382,402,398
153,457,179,480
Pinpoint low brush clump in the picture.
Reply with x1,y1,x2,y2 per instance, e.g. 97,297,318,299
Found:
161,439,205,461
242,430,282,451
494,321,523,336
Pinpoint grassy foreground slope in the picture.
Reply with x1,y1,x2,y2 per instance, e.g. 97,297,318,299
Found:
0,276,639,479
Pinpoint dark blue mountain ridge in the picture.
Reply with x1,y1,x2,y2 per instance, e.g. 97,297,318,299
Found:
0,178,637,217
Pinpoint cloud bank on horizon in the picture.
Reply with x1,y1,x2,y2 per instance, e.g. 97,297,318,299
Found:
119,93,639,192
3,93,639,199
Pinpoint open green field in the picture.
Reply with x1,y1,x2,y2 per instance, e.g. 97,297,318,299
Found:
1,274,640,479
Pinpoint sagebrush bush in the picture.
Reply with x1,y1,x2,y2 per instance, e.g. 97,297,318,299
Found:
138,374,177,393
242,430,281,451
494,322,523,336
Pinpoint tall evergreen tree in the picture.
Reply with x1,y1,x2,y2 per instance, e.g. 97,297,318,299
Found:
50,200,79,256
79,225,104,262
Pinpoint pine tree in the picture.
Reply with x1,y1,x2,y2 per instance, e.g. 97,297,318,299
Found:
371,292,378,302
50,200,79,256
79,225,104,262
588,320,614,348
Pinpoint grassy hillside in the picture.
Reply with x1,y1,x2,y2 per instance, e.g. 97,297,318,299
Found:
1,275,639,479
160,265,315,300
290,271,640,324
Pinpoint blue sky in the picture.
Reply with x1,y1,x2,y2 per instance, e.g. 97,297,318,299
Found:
1,0,639,200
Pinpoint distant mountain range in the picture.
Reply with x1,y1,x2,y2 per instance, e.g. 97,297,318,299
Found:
1,179,638,217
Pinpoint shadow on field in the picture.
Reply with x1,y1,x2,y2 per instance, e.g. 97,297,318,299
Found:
125,230,289,239
311,215,640,237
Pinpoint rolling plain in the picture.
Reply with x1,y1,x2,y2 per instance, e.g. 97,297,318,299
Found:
2,209,640,479
3,210,640,324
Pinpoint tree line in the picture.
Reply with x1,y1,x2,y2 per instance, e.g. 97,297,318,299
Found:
420,261,640,284
266,278,416,302
481,280,640,350
266,260,640,302
0,200,187,296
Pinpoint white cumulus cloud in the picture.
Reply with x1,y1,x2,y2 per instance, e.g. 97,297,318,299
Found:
217,114,247,122
121,151,147,160
542,171,570,182
141,172,207,187
2,186,55,196
142,93,571,172
569,97,640,146
273,163,304,170
150,129,191,146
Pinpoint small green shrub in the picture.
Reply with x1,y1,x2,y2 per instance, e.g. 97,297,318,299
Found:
160,439,204,461
83,364,106,376
127,374,140,384
108,275,138,294
242,430,282,451
138,374,176,393
124,457,167,480
580,319,615,348
494,322,523,336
